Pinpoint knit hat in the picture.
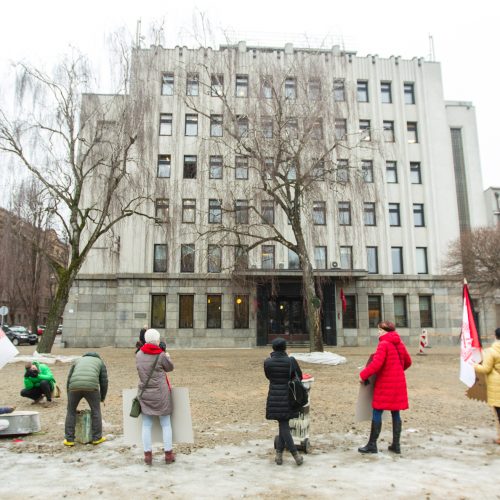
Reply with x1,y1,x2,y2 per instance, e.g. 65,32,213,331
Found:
144,328,160,344
272,337,287,351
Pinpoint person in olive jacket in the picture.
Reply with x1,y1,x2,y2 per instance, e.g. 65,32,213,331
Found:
63,352,108,447
21,361,56,404
474,327,500,444
264,337,304,466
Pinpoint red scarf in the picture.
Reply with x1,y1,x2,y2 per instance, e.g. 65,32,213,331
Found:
139,343,172,391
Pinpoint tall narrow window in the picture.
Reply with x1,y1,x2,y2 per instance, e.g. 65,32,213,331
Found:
234,295,249,328
186,73,199,96
180,244,195,273
185,114,198,136
235,200,249,224
336,159,349,183
407,122,418,143
284,77,297,99
207,295,222,328
312,159,325,180
311,118,323,139
161,73,174,96
340,246,353,269
211,74,223,96
380,81,392,103
261,116,273,138
308,78,321,100
313,201,326,225
368,295,382,327
234,156,248,180
261,76,273,98
179,295,194,328
288,249,300,269
157,155,171,178
413,204,425,227
261,200,274,224
338,201,351,226
391,247,404,274
159,113,172,136
182,199,196,223
210,114,223,137
386,161,398,183
362,160,374,183
183,155,197,179
287,162,297,181
335,119,347,140
357,80,369,102
383,121,395,142
261,245,275,269
419,296,433,327
342,295,357,328
285,117,298,139
367,246,379,274
155,198,169,222
151,294,166,329
416,247,428,274
333,79,345,101
314,246,327,269
207,245,222,273
394,295,408,327
359,120,371,141
404,82,415,104
153,244,167,272
208,199,222,224
236,116,249,138
363,202,376,226
235,75,248,97
410,162,422,184
234,245,249,270
389,203,401,226
209,155,223,179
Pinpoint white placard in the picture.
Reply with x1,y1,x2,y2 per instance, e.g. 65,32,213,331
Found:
0,328,19,370
122,387,194,446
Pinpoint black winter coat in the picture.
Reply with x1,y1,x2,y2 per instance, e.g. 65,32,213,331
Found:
264,351,303,420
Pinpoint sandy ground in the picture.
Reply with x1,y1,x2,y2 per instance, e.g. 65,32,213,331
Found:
0,344,499,499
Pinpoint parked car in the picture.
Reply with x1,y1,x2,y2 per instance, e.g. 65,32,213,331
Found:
57,324,63,335
7,326,38,346
37,325,46,336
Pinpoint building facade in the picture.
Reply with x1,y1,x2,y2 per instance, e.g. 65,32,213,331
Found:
62,42,494,348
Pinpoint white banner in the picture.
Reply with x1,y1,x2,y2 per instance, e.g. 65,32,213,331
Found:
0,328,19,370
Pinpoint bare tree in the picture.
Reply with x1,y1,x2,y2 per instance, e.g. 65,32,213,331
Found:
180,47,375,351
0,47,154,352
444,227,500,293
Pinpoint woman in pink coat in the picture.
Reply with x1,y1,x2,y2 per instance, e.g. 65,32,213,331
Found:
358,321,412,454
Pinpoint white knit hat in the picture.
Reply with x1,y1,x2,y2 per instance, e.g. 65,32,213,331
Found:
144,328,160,344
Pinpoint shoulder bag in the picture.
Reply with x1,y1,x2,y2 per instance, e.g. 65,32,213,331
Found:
288,356,308,410
130,354,160,418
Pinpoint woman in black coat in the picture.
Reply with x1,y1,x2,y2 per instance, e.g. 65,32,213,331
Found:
264,337,304,466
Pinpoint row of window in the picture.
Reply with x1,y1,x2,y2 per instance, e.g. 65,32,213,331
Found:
159,112,420,143
151,293,249,330
157,154,423,184
161,72,416,105
154,197,426,228
343,294,433,329
153,243,429,275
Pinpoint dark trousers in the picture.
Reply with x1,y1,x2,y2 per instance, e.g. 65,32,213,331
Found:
275,419,297,453
20,380,52,402
373,409,401,424
64,390,102,441
495,407,500,423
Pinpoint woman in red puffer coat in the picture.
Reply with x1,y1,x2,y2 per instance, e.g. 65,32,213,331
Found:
358,321,412,455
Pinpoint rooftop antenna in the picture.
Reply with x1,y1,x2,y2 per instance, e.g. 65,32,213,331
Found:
428,34,435,61
136,19,143,49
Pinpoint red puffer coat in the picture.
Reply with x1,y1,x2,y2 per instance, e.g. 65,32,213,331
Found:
360,331,412,411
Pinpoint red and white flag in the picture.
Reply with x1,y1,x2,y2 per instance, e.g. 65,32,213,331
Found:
0,327,19,370
459,280,482,387
340,288,347,313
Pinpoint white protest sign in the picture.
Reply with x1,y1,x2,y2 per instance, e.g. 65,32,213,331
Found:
0,327,19,370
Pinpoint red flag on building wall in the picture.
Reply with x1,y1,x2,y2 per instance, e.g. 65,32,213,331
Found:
459,279,482,387
340,288,347,313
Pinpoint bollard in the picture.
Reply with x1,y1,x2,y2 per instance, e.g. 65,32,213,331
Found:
417,329,428,355
75,409,92,444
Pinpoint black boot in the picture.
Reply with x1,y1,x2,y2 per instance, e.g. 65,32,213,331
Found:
275,450,283,465
291,451,303,465
358,421,382,454
388,420,402,454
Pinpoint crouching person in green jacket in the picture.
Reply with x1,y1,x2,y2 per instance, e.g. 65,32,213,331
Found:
64,352,108,447
21,361,56,405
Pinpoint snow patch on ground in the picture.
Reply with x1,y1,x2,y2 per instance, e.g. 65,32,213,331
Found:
290,351,347,365
8,351,80,365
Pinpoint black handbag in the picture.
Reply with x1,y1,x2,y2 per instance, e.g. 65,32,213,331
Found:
288,357,308,410
130,354,160,418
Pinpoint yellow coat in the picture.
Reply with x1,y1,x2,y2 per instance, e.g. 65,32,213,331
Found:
475,341,500,407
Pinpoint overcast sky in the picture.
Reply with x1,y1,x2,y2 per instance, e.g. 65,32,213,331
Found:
1,0,498,188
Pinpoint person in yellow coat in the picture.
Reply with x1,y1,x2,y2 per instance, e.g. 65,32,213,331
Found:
474,327,500,444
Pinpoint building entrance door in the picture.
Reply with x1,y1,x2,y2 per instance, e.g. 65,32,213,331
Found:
267,297,308,343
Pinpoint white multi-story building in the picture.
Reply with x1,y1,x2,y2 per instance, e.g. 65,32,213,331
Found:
62,42,494,348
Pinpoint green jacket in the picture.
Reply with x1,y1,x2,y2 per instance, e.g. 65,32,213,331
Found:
67,353,108,401
23,361,56,391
